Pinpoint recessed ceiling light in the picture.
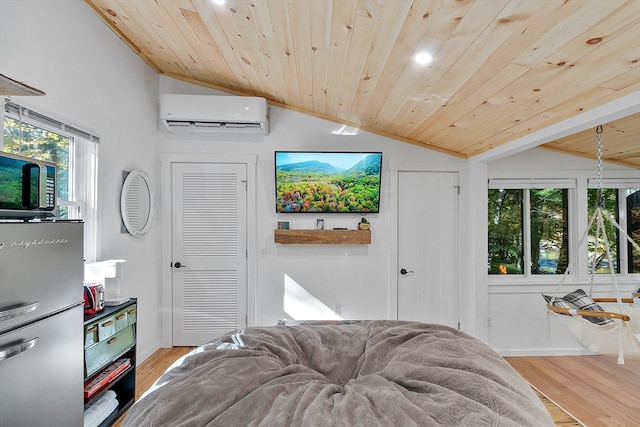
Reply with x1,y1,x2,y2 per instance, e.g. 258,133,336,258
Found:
414,52,433,65
211,0,226,5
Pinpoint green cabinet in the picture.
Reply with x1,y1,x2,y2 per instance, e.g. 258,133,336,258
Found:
83,299,137,427
85,324,135,377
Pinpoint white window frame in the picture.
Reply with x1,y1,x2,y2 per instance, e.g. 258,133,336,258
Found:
488,176,640,285
3,99,99,262
586,178,640,279
488,179,576,280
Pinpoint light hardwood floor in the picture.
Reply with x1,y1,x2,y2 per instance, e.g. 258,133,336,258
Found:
110,347,624,427
506,355,640,427
112,347,194,427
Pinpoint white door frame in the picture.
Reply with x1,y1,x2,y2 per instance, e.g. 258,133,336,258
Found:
396,170,460,328
160,153,257,347
388,163,474,334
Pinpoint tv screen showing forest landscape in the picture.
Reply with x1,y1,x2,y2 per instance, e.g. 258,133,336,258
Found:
275,151,383,213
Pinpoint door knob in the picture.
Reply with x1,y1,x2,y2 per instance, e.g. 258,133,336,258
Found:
400,268,414,275
174,262,185,268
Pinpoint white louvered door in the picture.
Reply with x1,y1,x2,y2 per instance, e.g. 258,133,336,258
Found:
171,162,247,346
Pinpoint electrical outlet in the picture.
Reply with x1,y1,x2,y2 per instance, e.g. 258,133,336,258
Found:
259,248,266,258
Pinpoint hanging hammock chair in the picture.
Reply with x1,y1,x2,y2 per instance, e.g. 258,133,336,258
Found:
545,125,640,364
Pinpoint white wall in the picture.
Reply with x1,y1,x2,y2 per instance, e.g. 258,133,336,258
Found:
0,0,162,361
156,77,639,357
158,77,472,339
486,149,639,355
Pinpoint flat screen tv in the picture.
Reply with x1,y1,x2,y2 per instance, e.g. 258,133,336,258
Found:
275,151,382,213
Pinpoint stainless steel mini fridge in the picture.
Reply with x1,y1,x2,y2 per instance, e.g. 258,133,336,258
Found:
0,221,84,426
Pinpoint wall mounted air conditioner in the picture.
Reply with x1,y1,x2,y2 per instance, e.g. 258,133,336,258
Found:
160,94,269,134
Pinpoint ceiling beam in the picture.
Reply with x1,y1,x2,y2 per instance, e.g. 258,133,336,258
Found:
470,91,640,164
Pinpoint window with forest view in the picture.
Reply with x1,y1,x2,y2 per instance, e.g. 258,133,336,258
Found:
3,101,99,261
628,189,640,273
488,187,568,275
587,187,640,274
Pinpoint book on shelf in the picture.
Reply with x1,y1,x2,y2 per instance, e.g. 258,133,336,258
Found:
84,358,131,398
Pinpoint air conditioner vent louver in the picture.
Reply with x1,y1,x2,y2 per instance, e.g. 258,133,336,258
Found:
160,94,269,134
225,122,261,129
164,120,193,129
193,122,222,129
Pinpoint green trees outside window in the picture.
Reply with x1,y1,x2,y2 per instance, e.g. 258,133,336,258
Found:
488,188,568,275
628,189,640,273
531,189,569,275
489,184,639,277
488,189,523,274
586,188,640,274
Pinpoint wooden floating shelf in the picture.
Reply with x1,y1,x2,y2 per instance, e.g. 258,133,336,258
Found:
274,229,371,245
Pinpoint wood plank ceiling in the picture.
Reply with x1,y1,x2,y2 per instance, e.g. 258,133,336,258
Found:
84,0,640,168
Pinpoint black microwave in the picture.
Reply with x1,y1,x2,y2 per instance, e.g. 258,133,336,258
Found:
0,151,56,219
